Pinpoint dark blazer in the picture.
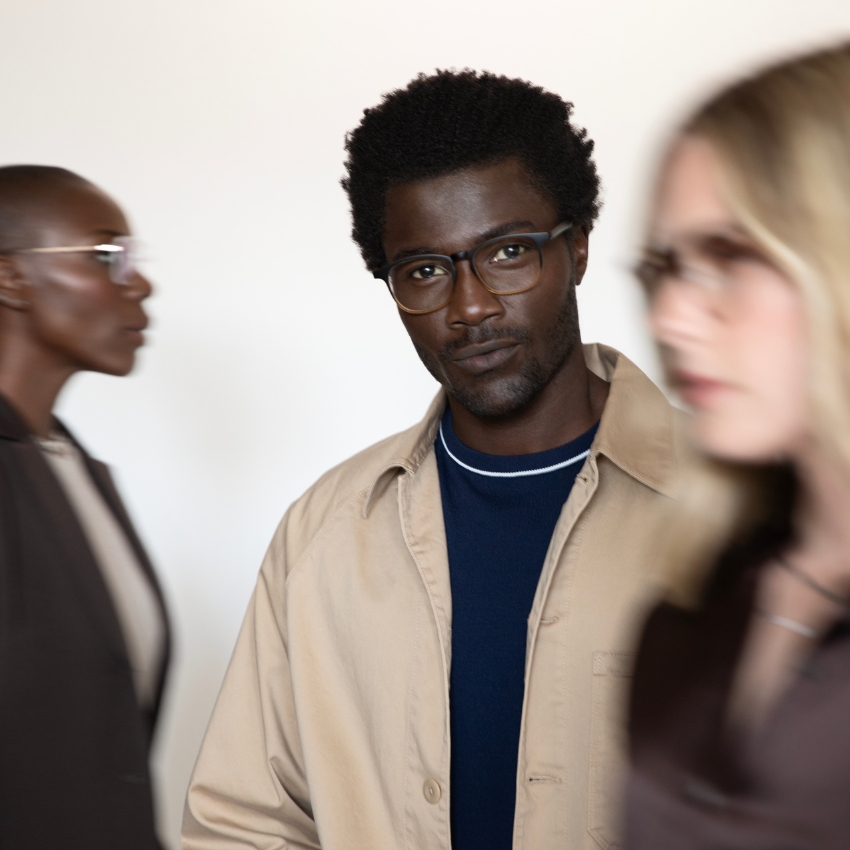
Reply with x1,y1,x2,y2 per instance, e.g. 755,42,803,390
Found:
0,392,170,850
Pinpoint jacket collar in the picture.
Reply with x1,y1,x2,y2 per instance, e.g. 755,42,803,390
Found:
364,343,677,513
584,343,678,499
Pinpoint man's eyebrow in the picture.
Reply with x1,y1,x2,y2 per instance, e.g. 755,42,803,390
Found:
479,220,537,241
391,246,442,262
389,219,539,263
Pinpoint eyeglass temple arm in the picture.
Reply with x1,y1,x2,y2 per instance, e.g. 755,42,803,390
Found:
550,221,573,239
16,244,123,255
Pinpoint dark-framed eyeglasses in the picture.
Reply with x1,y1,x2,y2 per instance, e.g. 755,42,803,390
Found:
373,221,573,315
9,235,140,285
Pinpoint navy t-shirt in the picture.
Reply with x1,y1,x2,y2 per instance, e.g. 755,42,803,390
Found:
435,407,599,850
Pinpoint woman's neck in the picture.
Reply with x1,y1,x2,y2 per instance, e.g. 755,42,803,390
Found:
790,442,850,588
0,336,75,437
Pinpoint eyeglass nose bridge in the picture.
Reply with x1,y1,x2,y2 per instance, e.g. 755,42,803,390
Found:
445,247,486,288
442,251,509,315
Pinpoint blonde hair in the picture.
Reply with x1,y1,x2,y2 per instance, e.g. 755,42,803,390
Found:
656,42,850,607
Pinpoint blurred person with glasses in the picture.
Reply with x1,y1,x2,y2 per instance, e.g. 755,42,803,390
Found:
625,42,850,849
0,165,170,850
184,70,684,850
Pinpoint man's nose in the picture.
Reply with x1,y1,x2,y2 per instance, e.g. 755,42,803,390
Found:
444,259,504,326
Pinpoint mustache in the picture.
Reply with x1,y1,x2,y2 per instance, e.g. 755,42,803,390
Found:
439,325,531,359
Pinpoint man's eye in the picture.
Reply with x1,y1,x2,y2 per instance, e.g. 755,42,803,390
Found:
410,264,449,281
491,243,529,262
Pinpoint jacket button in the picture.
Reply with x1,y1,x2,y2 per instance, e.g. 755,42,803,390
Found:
423,778,442,804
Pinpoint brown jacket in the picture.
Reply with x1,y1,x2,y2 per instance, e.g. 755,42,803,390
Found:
183,344,683,850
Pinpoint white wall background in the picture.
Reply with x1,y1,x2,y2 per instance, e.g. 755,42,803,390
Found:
1,1,848,845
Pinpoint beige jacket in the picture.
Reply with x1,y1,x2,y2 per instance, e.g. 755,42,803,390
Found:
183,344,682,850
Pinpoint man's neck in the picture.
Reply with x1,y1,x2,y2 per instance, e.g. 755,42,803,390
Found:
447,350,609,456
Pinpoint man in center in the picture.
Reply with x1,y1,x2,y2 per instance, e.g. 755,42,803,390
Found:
184,70,681,849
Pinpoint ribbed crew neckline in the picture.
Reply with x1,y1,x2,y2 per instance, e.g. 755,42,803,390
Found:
438,407,598,479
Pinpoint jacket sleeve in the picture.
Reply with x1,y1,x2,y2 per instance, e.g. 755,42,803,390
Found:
182,515,321,850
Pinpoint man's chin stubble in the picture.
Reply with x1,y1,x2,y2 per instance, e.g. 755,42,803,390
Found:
414,348,556,420
413,282,580,420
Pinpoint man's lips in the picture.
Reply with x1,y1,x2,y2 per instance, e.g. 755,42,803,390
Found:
450,339,519,373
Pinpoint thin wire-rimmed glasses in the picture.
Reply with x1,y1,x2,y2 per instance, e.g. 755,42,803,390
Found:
374,221,573,314
633,248,739,301
10,235,140,285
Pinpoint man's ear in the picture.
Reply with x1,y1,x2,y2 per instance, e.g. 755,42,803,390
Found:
572,226,590,285
0,256,30,310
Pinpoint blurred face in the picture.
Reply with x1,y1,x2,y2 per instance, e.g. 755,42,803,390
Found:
11,184,152,376
643,136,809,462
382,158,587,418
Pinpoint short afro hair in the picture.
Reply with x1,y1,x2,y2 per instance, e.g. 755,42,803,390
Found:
342,69,601,271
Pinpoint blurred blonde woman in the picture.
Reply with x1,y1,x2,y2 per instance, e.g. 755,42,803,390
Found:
626,42,850,848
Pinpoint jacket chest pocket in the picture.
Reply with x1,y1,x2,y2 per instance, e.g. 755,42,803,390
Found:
587,651,634,849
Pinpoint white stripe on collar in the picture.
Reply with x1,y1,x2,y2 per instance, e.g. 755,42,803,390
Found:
439,422,590,479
